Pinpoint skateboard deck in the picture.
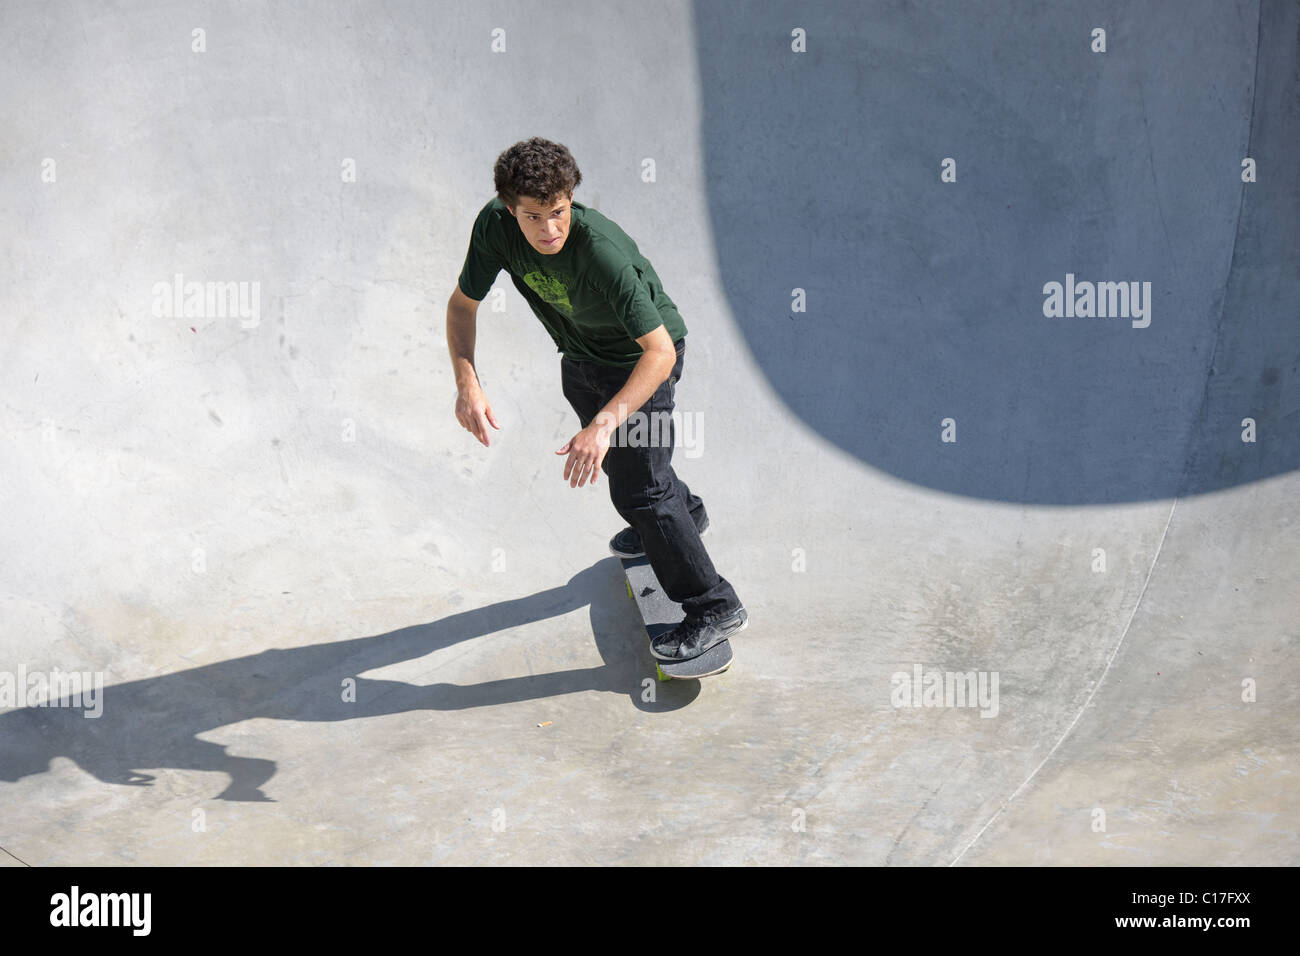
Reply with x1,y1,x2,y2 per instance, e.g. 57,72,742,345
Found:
620,554,734,681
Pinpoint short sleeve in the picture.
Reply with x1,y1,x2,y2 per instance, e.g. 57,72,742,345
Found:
457,204,504,301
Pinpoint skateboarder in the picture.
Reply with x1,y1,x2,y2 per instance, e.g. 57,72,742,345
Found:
446,136,747,662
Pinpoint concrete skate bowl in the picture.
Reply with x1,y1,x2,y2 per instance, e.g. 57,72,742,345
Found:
692,0,1299,505
0,0,1294,868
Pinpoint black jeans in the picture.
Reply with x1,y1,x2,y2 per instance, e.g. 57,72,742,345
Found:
560,339,742,623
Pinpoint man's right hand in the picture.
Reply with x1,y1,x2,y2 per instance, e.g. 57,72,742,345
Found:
455,384,501,446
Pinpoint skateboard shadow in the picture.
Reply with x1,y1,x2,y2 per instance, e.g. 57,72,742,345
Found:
0,558,702,802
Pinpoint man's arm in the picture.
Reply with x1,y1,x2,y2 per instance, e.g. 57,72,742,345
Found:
593,324,677,434
556,323,677,488
447,285,500,445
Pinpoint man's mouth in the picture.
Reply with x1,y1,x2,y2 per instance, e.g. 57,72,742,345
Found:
541,237,561,246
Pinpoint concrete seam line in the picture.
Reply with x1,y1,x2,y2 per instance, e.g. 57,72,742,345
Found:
948,497,1181,866
0,844,31,867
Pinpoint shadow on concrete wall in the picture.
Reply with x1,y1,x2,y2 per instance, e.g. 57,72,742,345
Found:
693,0,1298,504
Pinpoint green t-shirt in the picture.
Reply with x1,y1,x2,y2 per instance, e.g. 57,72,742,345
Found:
457,197,688,367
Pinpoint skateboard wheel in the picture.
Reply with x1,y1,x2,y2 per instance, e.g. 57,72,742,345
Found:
655,663,672,682
626,580,634,600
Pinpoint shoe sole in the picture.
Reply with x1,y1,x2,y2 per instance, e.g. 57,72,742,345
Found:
658,657,732,680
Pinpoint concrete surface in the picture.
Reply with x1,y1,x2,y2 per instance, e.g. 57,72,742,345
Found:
0,0,1296,865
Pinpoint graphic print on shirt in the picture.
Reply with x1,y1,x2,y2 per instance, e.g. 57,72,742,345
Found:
522,270,573,315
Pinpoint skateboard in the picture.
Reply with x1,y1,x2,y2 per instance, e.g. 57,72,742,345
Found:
620,553,734,681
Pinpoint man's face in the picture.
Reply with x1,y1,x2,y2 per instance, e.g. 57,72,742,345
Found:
508,193,572,254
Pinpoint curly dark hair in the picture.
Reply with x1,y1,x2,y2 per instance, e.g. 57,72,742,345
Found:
493,137,582,209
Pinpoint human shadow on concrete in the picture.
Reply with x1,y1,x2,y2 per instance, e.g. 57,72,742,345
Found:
0,558,698,802
693,0,1299,504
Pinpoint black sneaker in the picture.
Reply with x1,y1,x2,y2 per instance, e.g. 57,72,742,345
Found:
651,605,748,662
608,514,709,558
